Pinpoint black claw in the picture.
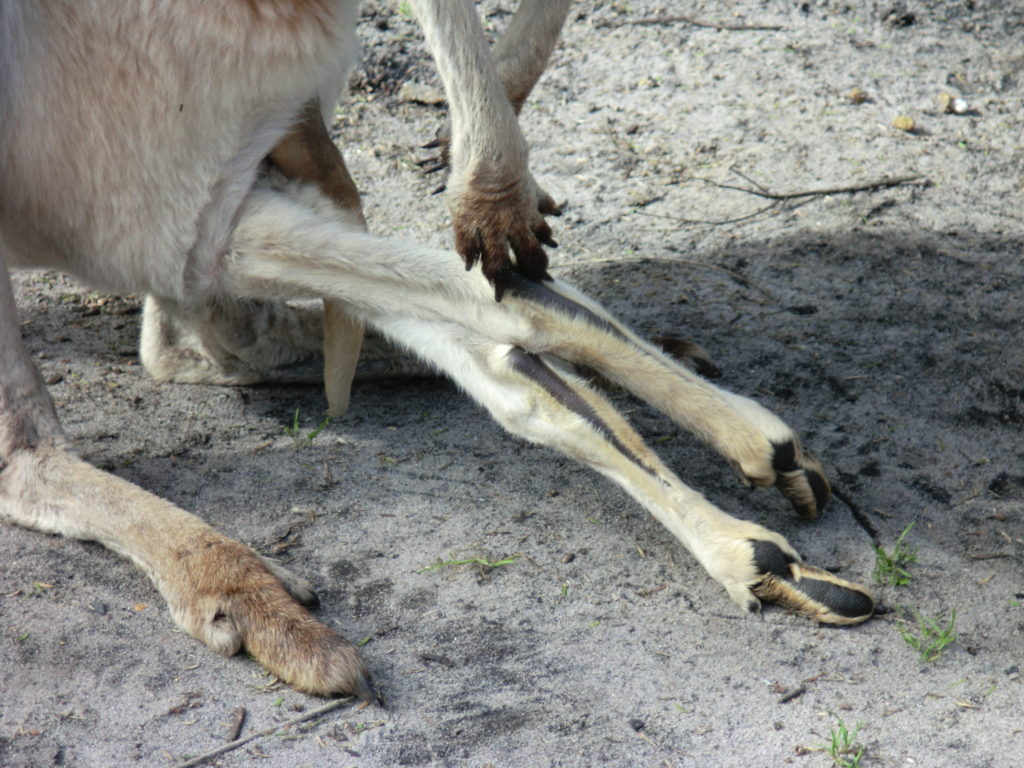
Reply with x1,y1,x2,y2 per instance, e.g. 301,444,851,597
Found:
806,468,831,513
751,539,796,577
539,234,558,248
652,337,721,379
431,183,446,196
771,441,799,473
421,138,442,150
794,576,875,621
421,163,446,175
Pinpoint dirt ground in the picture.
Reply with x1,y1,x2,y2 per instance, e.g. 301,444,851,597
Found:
2,1,1022,766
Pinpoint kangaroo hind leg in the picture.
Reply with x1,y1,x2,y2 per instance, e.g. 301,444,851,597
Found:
221,186,873,624
503,276,831,520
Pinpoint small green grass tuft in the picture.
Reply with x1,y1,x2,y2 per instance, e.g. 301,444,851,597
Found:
825,716,865,768
898,608,956,662
284,408,331,447
873,522,917,586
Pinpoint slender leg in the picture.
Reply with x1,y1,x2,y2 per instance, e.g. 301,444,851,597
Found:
500,276,831,519
0,240,66,462
141,99,369,416
268,98,367,417
430,0,579,255
492,0,573,114
221,179,875,624
419,1,570,225
1,237,374,701
410,0,557,295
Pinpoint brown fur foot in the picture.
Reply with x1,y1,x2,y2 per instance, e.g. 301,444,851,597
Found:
172,533,374,699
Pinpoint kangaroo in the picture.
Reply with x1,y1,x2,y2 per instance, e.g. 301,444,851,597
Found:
0,0,873,702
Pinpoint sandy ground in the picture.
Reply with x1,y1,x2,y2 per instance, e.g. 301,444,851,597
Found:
2,1,1023,766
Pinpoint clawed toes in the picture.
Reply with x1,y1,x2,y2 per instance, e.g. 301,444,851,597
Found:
176,541,378,701
771,440,830,519
538,195,563,217
749,540,875,625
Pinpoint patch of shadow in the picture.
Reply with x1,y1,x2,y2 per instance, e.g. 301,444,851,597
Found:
434,707,537,759
329,559,359,581
989,472,1024,499
860,459,882,478
912,476,952,504
394,742,435,766
398,587,437,612
347,578,395,618
963,379,1023,427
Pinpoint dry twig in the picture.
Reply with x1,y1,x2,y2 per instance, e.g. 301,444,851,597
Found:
169,697,356,768
640,171,926,228
597,15,783,32
699,171,925,201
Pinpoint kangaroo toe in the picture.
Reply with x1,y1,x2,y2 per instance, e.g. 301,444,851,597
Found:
771,440,831,519
749,539,875,625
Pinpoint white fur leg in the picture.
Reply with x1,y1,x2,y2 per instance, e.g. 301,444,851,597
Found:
497,278,832,518
215,179,872,623
140,294,325,385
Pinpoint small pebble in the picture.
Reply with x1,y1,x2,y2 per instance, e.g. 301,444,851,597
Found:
892,115,915,132
939,92,968,114
398,81,445,106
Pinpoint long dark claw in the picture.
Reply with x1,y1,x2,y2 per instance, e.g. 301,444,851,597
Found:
538,196,564,217
770,440,830,519
749,540,875,625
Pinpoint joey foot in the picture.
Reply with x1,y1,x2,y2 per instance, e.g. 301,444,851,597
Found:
170,532,374,700
735,437,831,520
749,539,875,625
769,440,831,520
